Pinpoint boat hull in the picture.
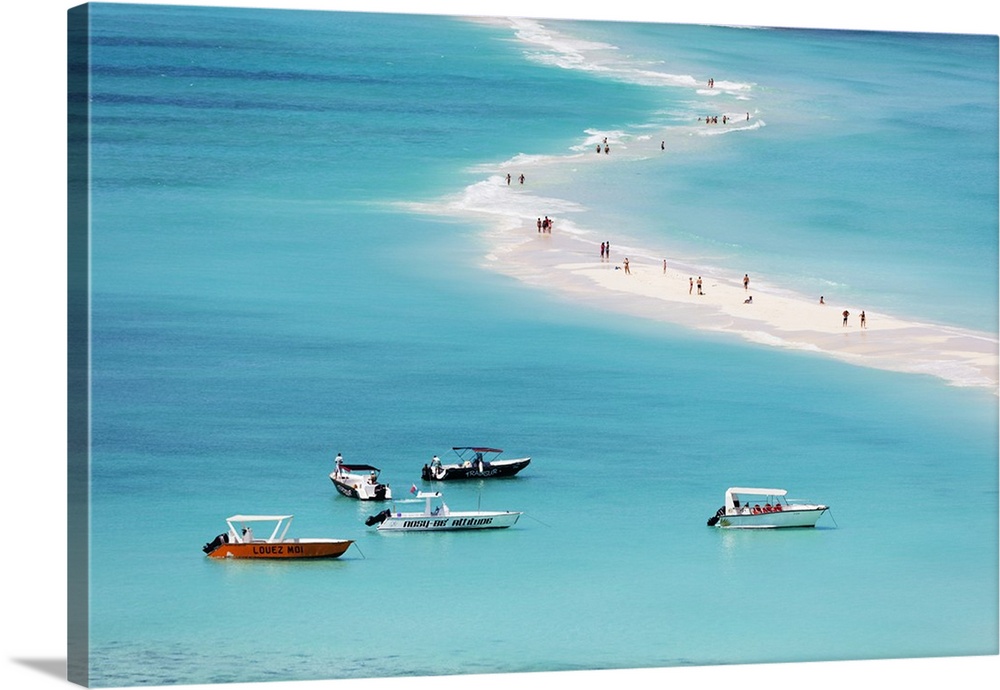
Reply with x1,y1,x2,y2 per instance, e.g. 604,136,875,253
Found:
715,508,827,529
330,475,391,501
206,539,353,559
422,458,530,481
377,511,521,531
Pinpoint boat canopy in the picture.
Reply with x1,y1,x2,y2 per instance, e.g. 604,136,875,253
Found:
453,447,502,453
726,488,787,497
226,514,294,522
340,464,381,472
225,515,294,543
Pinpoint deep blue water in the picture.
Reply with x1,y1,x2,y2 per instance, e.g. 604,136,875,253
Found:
81,4,997,687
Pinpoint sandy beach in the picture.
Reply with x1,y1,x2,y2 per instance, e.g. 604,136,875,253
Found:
481,221,999,391
442,122,998,393
407,130,998,393
399,49,998,395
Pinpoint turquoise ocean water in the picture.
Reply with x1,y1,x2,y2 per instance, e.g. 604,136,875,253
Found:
81,4,998,687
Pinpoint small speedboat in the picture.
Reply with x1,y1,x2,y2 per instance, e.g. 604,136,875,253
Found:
707,487,829,529
202,515,353,559
420,447,530,481
365,491,522,531
330,453,392,500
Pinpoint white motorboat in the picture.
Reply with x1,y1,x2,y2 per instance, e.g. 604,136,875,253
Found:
707,487,829,529
364,491,522,531
330,453,392,501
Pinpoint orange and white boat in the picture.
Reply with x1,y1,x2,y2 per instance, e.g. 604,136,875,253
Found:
202,514,353,559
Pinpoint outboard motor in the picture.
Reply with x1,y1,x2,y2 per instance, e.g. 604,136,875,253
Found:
202,532,229,554
365,509,392,527
374,484,388,500
420,465,430,481
706,506,725,527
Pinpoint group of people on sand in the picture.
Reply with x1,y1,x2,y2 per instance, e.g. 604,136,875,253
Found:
701,113,750,125
588,247,874,330
841,308,867,328
596,137,611,154
506,173,525,186
819,297,867,328
615,265,752,303
537,216,553,233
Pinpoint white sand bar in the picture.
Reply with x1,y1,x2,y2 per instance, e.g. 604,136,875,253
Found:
483,223,998,392
405,125,997,393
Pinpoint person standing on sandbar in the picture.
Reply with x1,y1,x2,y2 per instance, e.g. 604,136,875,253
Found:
843,310,850,326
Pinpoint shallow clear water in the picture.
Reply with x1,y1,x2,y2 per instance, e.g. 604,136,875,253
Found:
81,5,997,686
